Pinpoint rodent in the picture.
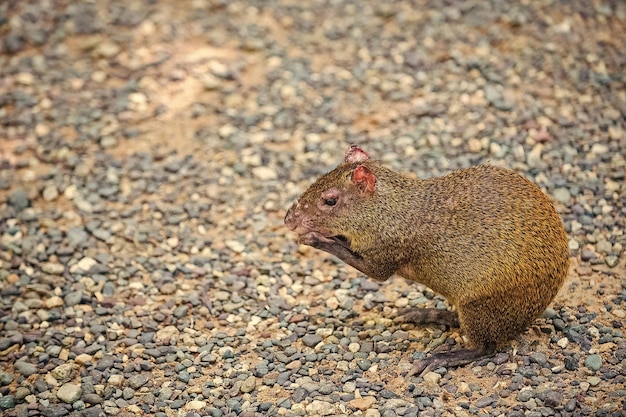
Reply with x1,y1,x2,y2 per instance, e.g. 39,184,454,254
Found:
285,144,569,375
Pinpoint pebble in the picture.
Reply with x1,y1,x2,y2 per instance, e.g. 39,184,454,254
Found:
128,374,148,389
306,400,335,416
0,371,14,386
583,354,602,371
552,188,571,204
302,334,323,347
42,184,59,201
0,396,15,410
76,256,97,272
44,296,64,309
423,372,442,386
349,396,377,410
240,375,256,393
225,240,245,253
14,361,38,377
57,383,82,403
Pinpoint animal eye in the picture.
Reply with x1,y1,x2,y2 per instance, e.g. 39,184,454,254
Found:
324,198,337,206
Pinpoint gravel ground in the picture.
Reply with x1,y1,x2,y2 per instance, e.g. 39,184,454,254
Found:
1,0,625,416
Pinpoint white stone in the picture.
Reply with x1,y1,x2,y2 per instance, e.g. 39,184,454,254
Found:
76,257,97,272
57,383,82,403
225,240,245,253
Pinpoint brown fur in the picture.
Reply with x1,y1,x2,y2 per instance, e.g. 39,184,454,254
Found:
285,147,569,370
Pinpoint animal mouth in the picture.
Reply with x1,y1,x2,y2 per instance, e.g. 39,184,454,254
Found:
299,231,344,246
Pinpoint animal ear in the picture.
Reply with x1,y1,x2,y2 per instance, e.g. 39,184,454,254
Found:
344,144,370,163
352,165,376,193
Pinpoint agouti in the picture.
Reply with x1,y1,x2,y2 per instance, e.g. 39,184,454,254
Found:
285,144,569,375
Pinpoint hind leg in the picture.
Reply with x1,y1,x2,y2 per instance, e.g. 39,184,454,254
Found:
407,292,535,376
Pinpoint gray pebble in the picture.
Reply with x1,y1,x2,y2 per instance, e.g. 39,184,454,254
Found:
529,352,547,366
552,188,571,204
128,374,148,389
8,189,30,210
302,334,323,347
57,382,82,403
14,360,38,376
583,354,602,371
0,371,14,386
40,405,70,417
83,393,103,405
64,290,83,306
0,395,15,410
159,387,173,400
475,395,496,408
15,386,30,400
173,305,188,318
605,255,619,267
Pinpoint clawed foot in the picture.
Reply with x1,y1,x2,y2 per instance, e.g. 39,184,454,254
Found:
395,308,460,328
406,346,495,377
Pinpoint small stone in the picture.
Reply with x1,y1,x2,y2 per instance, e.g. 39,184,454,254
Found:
57,383,82,403
0,371,14,386
302,334,323,348
0,395,15,410
156,325,180,341
542,390,563,407
475,395,496,408
423,371,441,386
14,361,38,377
42,184,59,201
348,342,360,353
108,374,124,386
76,257,97,272
64,290,83,306
552,188,571,204
240,375,256,393
44,296,64,309
306,400,335,416
568,239,580,251
349,396,376,410
83,393,102,405
208,60,232,79
8,189,30,210
587,376,601,386
605,256,619,268
41,262,65,275
186,400,207,410
583,354,602,371
128,374,148,389
557,337,569,348
596,240,612,254
200,73,221,90
51,363,78,382
225,240,245,253
590,143,609,154
581,250,596,262
14,386,30,400
325,296,339,309
252,166,278,181
468,138,482,153
95,41,120,58
612,309,625,319
16,72,35,85
529,352,547,365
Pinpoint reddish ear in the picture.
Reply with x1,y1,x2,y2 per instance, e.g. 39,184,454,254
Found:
352,165,376,193
344,144,370,163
